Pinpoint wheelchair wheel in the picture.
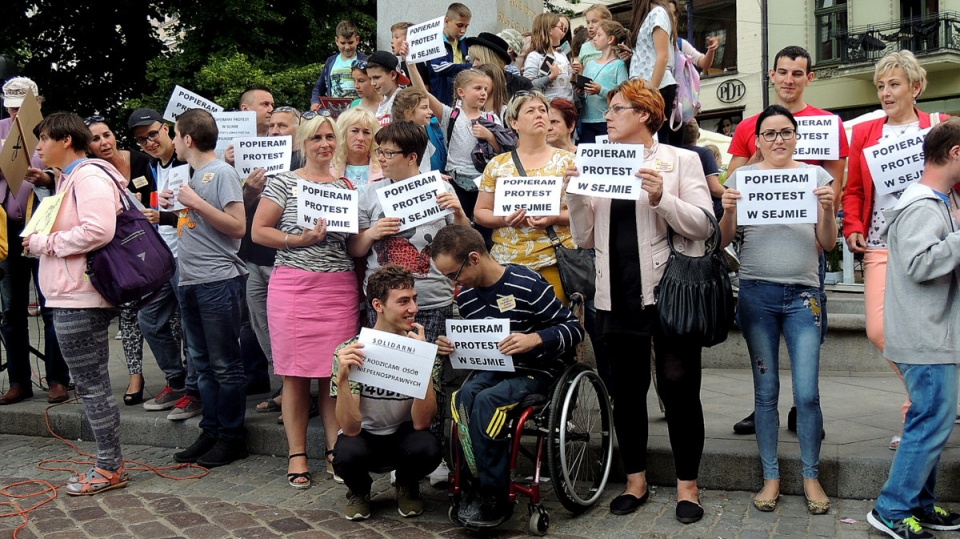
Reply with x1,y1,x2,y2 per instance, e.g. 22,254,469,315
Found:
547,363,613,513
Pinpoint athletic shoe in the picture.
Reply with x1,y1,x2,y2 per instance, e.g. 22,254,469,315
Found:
143,386,184,411
919,506,960,531
196,439,248,468
396,483,424,517
174,432,218,463
428,459,450,487
167,395,202,420
344,490,371,521
867,509,934,539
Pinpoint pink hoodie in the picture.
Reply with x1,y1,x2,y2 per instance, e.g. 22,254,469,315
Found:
28,159,126,309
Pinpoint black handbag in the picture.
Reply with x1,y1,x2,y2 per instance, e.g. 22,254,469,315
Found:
655,207,734,347
510,151,595,300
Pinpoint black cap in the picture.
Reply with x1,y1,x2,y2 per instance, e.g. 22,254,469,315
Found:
127,108,164,130
366,51,411,86
465,33,512,65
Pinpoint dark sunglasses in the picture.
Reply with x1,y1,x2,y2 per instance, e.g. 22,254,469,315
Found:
83,115,106,126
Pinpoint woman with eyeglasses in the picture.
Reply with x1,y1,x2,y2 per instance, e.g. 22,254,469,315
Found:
565,79,712,522
252,112,359,489
523,13,575,102
85,115,158,406
330,107,382,189
719,105,836,515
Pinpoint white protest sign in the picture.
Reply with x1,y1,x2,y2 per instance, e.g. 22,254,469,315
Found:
445,319,514,372
594,135,611,144
350,327,437,399
794,115,840,161
493,176,563,217
213,111,257,152
568,144,646,200
233,136,293,176
736,168,818,225
163,164,190,211
865,127,931,196
162,85,223,123
296,179,359,233
407,17,446,63
376,171,453,232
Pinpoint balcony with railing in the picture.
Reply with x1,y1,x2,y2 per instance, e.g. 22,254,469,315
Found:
837,11,960,66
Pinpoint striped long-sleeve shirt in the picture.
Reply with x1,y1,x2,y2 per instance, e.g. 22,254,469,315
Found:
456,264,585,375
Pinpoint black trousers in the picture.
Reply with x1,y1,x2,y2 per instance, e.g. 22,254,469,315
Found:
333,421,441,494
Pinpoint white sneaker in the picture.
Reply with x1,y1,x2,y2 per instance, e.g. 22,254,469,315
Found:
390,470,396,486
428,460,450,487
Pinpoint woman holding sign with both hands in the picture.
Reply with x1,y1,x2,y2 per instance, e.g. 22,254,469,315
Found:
251,111,360,489
565,78,712,523
719,105,836,515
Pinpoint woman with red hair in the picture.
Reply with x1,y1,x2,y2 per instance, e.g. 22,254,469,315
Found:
546,98,577,153
566,79,713,522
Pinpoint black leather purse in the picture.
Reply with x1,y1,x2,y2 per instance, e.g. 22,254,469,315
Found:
655,207,734,347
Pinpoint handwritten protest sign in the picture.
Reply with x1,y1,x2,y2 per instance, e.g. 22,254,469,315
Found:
0,89,43,196
407,17,446,63
376,171,453,232
865,127,931,196
20,192,65,237
213,111,257,152
296,179,359,233
446,319,514,372
735,168,817,225
493,176,562,216
233,136,292,176
568,144,646,200
794,115,839,161
162,164,190,211
162,85,223,123
350,327,437,399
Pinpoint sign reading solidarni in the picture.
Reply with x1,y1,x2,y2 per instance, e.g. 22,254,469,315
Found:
212,111,257,152
446,319,514,372
350,327,437,399
736,168,818,225
793,115,840,161
568,144,646,200
163,164,191,211
493,176,563,216
233,136,293,176
376,171,453,232
296,179,359,233
865,127,931,196
406,17,446,63
162,85,223,122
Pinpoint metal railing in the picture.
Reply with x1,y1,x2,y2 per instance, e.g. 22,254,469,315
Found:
837,11,960,64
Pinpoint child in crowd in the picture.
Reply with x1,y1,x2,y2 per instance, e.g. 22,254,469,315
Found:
427,3,473,106
580,20,629,143
392,22,432,92
523,13,574,102
311,21,367,109
366,51,411,126
578,4,613,67
391,88,446,174
349,64,380,116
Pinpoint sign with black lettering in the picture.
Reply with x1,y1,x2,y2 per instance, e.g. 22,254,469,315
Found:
375,171,452,231
568,143,646,200
233,136,293,176
736,169,817,225
716,79,746,104
406,17,446,63
213,111,257,152
351,327,437,399
296,179,358,233
162,85,223,122
446,319,514,372
865,127,931,196
493,176,562,216
794,115,839,161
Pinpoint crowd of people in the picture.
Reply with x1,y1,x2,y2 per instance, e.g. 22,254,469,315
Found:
1,1,959,537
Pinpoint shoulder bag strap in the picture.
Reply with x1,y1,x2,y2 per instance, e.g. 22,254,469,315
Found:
513,150,564,245
446,108,459,144
666,206,721,257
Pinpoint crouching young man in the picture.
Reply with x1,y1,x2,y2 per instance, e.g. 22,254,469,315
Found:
331,265,442,521
433,225,585,528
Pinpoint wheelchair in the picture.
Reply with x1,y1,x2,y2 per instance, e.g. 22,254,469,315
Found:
447,362,614,535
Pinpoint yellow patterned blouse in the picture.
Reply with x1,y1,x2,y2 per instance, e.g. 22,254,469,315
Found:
479,149,577,270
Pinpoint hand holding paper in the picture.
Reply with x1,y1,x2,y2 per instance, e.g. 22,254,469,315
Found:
499,332,542,355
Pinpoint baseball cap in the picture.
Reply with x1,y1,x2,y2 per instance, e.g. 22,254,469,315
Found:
127,108,164,130
3,77,39,108
366,51,412,86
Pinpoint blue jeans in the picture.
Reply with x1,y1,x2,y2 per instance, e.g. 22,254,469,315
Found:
737,279,824,480
138,267,185,390
874,363,958,521
178,276,245,440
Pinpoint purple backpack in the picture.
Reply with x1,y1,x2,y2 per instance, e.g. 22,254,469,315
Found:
77,162,176,307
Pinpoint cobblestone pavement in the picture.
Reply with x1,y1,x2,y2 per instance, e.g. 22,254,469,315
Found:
0,434,885,539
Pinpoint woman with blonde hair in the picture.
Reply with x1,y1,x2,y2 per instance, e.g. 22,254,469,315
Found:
523,13,574,102
330,107,382,188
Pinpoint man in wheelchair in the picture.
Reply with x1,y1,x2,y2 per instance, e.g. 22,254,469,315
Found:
433,225,585,528
331,265,442,521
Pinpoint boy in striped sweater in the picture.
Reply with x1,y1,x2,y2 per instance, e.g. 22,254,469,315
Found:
434,225,584,528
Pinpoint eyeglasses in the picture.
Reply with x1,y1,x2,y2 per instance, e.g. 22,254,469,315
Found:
553,24,569,32
374,147,404,159
134,129,162,146
604,105,640,115
759,128,797,142
301,110,332,120
444,253,475,281
83,115,105,126
352,60,369,70
273,106,301,118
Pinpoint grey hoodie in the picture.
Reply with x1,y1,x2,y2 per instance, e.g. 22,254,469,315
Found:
881,182,960,364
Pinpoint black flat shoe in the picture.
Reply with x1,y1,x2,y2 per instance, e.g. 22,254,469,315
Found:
676,500,704,524
610,490,649,515
734,412,755,435
787,406,826,439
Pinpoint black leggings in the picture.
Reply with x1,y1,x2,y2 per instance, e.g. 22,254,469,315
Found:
606,329,704,480
656,84,684,147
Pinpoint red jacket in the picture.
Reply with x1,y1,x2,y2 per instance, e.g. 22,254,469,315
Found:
841,110,949,240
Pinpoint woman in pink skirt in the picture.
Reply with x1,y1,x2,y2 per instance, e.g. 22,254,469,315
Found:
252,111,360,489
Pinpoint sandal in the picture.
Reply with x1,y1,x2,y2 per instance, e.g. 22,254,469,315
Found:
889,435,901,450
256,397,281,413
287,453,311,489
326,449,344,484
65,466,129,496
